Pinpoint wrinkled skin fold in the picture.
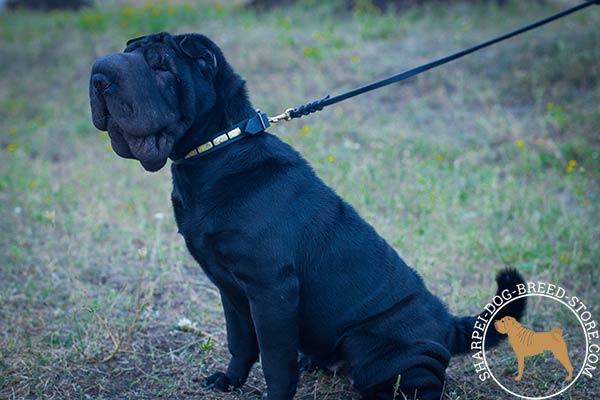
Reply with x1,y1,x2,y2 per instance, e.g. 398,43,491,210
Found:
90,32,218,171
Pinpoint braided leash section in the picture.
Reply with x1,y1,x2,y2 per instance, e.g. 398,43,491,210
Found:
288,95,331,119
271,0,598,124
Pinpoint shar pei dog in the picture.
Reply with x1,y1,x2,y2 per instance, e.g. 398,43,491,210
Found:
89,32,527,400
494,316,573,382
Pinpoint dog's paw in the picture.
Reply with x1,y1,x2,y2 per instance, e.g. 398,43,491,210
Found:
204,371,242,392
299,354,319,373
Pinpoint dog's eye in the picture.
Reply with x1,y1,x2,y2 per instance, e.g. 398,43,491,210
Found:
152,58,169,72
154,63,169,72
147,50,170,72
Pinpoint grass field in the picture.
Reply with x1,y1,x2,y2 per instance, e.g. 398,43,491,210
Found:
1,0,599,399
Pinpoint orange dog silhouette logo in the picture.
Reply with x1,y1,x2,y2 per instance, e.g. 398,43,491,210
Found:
494,316,573,382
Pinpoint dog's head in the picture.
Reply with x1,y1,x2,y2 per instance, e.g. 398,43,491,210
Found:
494,316,517,335
89,32,246,171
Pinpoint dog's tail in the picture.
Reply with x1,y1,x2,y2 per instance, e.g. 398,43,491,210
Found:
450,268,527,355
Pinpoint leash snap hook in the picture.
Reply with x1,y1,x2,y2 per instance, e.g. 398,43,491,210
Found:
268,108,294,124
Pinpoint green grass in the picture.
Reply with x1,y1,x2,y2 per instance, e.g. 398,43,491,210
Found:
1,0,599,399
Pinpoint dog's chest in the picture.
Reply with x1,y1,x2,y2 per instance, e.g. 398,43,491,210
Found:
170,173,244,286
172,192,240,288
170,168,215,238
171,189,216,259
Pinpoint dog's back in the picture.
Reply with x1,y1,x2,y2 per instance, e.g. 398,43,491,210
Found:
507,321,567,356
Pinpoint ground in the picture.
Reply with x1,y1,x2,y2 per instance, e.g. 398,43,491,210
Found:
0,0,599,399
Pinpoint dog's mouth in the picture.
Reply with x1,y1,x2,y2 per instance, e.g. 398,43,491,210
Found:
105,114,174,172
493,320,505,333
91,90,175,172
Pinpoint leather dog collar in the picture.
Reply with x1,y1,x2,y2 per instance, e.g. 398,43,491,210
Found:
174,110,270,164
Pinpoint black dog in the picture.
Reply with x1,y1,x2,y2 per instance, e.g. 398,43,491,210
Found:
89,32,526,400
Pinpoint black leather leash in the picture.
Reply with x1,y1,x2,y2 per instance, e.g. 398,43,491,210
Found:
177,0,598,163
269,0,599,123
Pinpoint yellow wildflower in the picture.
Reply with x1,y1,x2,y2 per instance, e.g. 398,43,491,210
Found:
559,255,569,264
298,125,311,137
120,7,136,17
304,46,316,57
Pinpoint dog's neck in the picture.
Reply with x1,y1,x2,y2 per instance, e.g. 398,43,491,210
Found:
170,74,256,161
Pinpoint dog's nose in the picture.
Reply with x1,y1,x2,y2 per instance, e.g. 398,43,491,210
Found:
91,73,112,92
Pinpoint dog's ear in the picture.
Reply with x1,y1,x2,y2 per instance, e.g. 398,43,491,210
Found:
124,35,149,52
176,35,218,75
126,35,148,46
174,33,253,125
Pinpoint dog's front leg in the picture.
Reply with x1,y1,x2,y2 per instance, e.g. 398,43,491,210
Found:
516,355,525,381
246,266,300,400
205,294,259,391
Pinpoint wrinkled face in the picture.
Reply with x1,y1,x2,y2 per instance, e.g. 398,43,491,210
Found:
90,32,217,171
494,316,516,334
